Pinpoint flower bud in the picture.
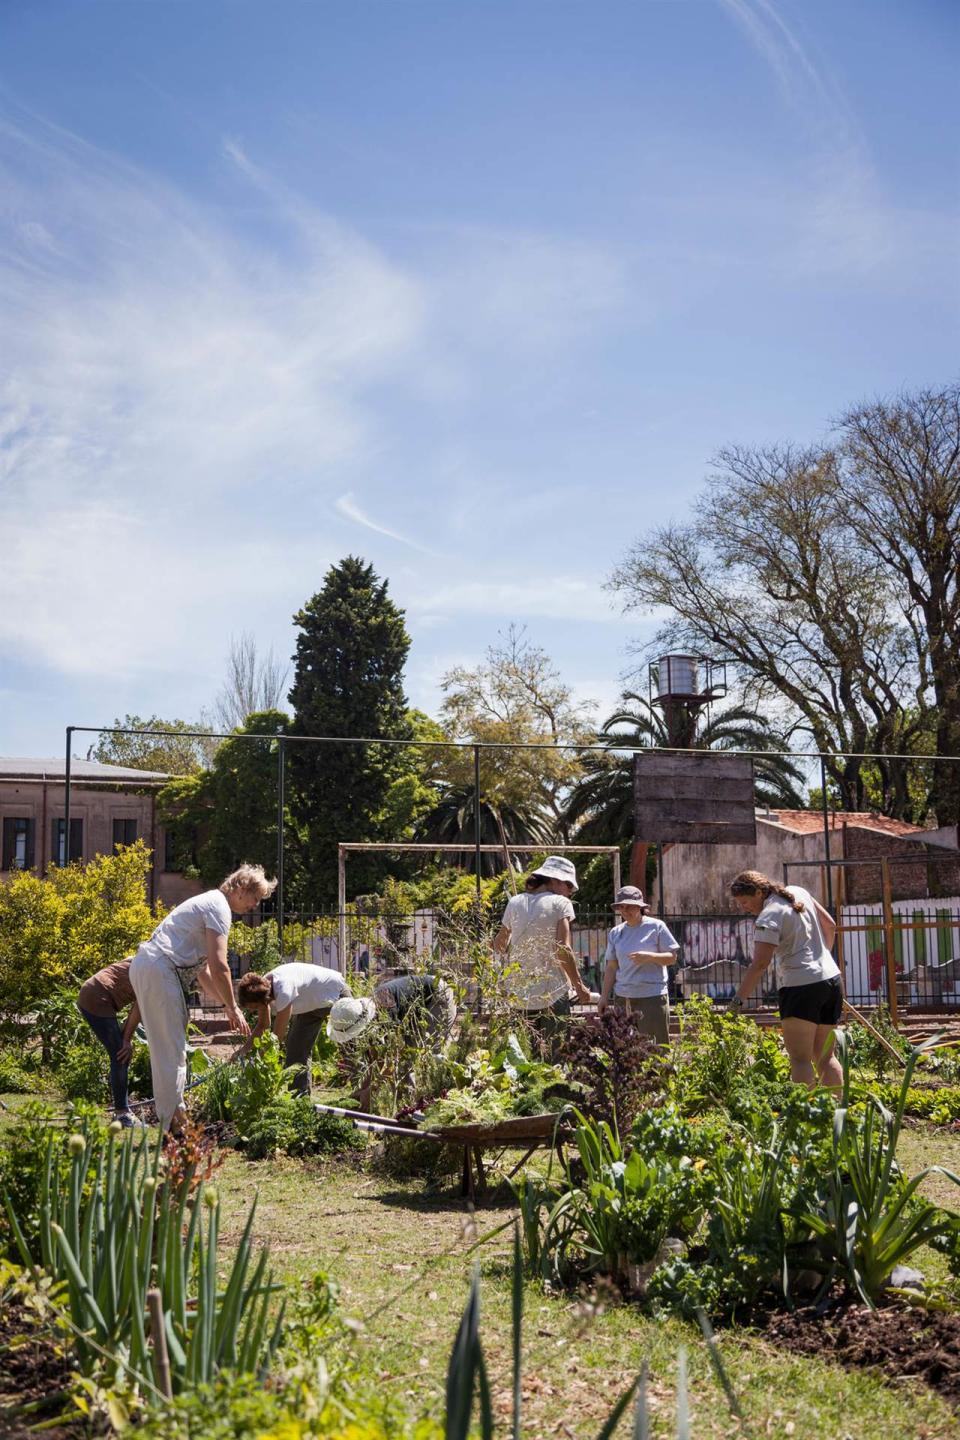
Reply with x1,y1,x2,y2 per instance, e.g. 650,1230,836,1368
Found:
203,1186,218,1209
109,1121,123,1136
68,1134,85,1156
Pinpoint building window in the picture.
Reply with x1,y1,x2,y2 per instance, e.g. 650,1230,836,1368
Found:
113,818,138,852
2,817,36,871
52,818,84,866
163,828,179,872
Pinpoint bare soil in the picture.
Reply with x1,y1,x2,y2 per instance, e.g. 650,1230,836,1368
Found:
0,1295,82,1438
763,1294,960,1411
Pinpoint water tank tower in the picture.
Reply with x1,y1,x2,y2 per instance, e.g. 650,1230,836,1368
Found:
649,654,726,747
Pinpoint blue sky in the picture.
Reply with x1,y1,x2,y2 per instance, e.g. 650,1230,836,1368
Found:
1,0,957,758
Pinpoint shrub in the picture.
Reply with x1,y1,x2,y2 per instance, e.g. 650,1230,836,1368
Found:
56,1036,109,1101
0,1045,34,1094
558,1010,665,1134
0,843,160,1018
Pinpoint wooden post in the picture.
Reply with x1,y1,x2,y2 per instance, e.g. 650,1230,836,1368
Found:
338,845,347,976
612,847,622,897
835,861,846,988
147,1287,173,1400
881,858,899,1027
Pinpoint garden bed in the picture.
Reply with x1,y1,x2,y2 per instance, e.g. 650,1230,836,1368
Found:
763,1295,960,1411
0,1292,81,1439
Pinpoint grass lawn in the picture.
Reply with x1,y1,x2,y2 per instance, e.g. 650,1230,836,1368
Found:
216,1124,960,1440
3,1089,958,1438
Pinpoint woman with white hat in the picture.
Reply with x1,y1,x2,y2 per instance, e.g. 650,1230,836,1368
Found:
598,885,679,1043
492,856,593,1039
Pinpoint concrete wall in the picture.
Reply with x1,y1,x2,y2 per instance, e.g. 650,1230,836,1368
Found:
658,819,831,914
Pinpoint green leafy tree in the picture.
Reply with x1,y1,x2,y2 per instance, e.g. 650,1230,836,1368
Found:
438,625,594,843
202,709,291,886
92,714,213,774
287,557,413,904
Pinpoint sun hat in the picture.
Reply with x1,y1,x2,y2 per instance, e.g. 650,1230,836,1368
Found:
327,996,376,1044
613,885,650,910
530,856,579,891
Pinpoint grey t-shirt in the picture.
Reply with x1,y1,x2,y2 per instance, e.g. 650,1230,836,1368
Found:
753,886,841,989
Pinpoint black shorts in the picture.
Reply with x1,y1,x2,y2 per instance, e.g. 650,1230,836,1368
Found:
778,976,843,1025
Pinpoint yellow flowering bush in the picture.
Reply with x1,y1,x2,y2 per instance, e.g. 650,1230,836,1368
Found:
0,842,162,1016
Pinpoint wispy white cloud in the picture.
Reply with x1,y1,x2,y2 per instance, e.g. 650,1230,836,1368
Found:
714,0,958,280
334,491,439,555
0,109,629,685
404,578,622,626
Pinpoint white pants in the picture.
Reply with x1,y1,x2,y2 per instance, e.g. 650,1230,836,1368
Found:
129,948,188,1129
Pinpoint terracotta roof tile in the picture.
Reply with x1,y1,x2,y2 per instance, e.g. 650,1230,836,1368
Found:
758,809,923,837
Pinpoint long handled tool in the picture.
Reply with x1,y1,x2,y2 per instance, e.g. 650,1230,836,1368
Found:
842,999,907,1068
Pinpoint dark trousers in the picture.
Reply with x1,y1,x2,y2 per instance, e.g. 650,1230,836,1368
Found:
79,1008,129,1112
527,995,572,1057
284,1008,331,1096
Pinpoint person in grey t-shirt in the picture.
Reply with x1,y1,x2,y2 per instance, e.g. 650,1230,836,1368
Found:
729,870,843,1090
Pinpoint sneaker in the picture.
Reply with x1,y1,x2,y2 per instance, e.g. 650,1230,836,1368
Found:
117,1111,146,1129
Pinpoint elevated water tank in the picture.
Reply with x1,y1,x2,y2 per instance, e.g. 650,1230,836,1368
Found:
654,654,702,699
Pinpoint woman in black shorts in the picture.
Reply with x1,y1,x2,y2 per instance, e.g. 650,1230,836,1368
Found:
728,870,843,1090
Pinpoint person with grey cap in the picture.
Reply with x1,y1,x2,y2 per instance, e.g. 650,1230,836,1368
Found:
492,856,592,1038
598,886,679,1043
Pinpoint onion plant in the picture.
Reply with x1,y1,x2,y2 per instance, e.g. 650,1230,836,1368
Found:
2,1122,284,1395
796,1031,960,1306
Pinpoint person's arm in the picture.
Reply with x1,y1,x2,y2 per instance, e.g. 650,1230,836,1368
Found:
237,1000,271,1056
272,1004,292,1043
811,898,837,950
205,931,250,1036
492,925,511,954
598,948,618,1013
627,949,675,967
555,917,592,1004
117,1000,141,1063
732,941,777,1007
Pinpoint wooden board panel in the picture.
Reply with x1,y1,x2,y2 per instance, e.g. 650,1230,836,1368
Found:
634,752,757,845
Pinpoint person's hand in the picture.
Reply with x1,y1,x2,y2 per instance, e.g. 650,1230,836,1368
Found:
729,995,745,1011
228,1006,250,1037
597,996,608,1015
575,983,593,1006
117,1037,133,1063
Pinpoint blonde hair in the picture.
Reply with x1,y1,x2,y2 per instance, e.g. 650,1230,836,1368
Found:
220,864,278,901
729,869,804,912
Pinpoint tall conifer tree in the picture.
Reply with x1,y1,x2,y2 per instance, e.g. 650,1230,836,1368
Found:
288,557,412,903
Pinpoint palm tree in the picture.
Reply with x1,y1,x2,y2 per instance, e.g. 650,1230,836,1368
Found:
413,787,555,877
564,692,805,847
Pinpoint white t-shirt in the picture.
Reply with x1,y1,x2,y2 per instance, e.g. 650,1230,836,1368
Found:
604,917,679,999
142,889,233,970
267,963,349,1016
753,886,841,989
500,891,576,1009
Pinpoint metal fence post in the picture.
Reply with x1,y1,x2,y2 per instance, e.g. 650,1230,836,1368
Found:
881,857,899,1026
819,755,834,914
63,726,73,866
276,734,285,952
473,744,482,900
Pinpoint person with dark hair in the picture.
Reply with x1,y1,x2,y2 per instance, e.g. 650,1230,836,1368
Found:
729,869,843,1089
598,886,678,1042
237,961,351,1095
76,958,143,1126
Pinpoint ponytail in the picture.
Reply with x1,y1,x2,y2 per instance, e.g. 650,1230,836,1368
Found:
729,869,804,912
